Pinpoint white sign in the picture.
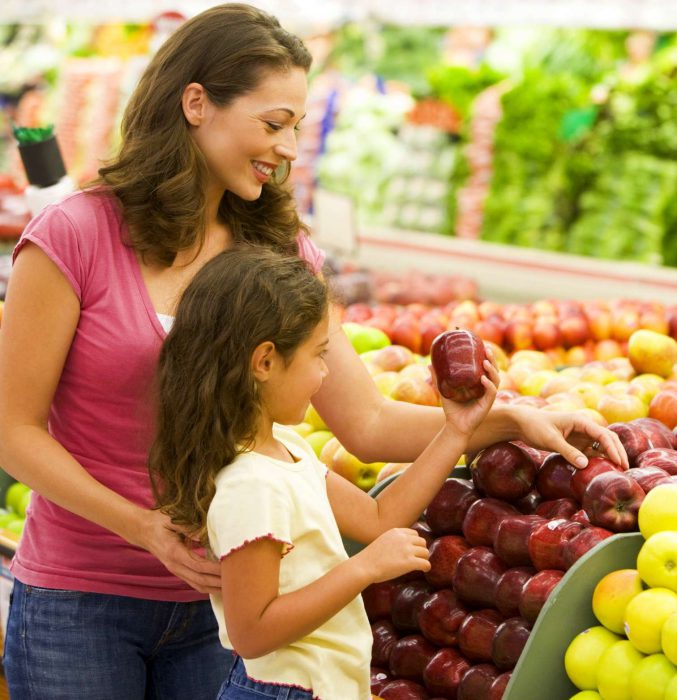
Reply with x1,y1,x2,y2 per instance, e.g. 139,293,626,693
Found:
312,188,358,257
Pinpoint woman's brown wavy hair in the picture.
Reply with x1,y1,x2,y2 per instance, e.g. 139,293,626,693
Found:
149,246,328,546
95,4,312,266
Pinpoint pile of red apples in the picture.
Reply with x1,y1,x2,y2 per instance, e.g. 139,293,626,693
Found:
368,419,677,700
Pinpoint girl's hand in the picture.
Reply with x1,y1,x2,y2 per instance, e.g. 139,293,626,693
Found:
138,509,222,594
512,408,628,470
355,528,430,583
435,356,500,439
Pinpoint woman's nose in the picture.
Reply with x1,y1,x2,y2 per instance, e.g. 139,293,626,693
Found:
274,130,297,162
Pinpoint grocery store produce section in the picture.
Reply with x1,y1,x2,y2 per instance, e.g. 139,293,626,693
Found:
2,2,677,699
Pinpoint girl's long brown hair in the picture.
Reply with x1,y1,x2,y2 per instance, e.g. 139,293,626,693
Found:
94,4,313,266
149,246,328,546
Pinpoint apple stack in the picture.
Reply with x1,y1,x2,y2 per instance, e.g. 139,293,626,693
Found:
367,425,677,700
563,483,677,700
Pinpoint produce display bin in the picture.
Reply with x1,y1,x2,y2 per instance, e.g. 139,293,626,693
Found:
344,468,645,700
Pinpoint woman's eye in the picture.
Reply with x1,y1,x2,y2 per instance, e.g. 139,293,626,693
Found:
265,122,282,131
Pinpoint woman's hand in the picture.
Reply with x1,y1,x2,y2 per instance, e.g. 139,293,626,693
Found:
354,528,431,583
512,408,629,470
138,509,222,594
436,356,500,440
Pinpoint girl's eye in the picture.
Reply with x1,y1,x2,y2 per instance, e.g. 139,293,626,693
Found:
294,124,302,133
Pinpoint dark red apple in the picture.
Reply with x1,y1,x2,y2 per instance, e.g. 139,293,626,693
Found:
371,666,392,695
535,454,577,500
424,478,480,536
453,546,508,608
626,465,672,493
608,422,651,467
372,619,399,668
391,580,433,632
430,329,487,402
527,518,585,571
425,535,471,588
457,663,500,700
458,609,504,662
417,588,469,647
519,569,563,623
510,441,552,469
423,647,471,699
633,417,676,449
534,497,579,519
488,671,512,700
389,634,438,683
493,514,545,566
582,471,645,532
515,489,543,514
562,526,613,569
491,617,532,671
462,498,521,547
635,448,677,475
363,581,399,622
570,509,591,526
380,679,430,700
470,442,537,502
494,567,535,618
411,520,435,547
571,456,624,502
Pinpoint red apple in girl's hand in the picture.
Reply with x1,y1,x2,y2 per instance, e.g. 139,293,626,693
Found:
430,329,487,402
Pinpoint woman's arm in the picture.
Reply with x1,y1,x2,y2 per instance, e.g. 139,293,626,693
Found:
0,243,220,593
220,529,429,659
313,308,627,469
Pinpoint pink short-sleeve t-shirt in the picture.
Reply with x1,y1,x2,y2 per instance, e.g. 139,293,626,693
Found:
10,189,325,601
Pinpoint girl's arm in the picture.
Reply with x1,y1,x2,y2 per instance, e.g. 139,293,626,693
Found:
220,528,429,659
0,243,220,593
313,308,627,469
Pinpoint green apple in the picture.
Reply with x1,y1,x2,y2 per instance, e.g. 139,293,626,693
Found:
624,588,677,654
592,568,644,634
17,489,31,518
665,673,677,700
629,653,676,700
5,481,30,514
569,692,602,700
5,517,24,537
639,484,677,539
303,404,328,431
290,422,315,438
304,430,333,458
342,323,390,354
0,509,16,528
597,639,645,700
330,446,385,491
662,611,677,665
637,531,677,592
564,625,622,690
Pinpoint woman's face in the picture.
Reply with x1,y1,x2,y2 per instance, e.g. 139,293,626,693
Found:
189,67,308,202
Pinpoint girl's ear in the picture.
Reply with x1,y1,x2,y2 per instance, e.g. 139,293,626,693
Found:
251,341,276,381
182,82,208,126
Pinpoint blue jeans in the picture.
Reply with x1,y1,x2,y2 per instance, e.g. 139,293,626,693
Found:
217,656,314,699
3,579,234,699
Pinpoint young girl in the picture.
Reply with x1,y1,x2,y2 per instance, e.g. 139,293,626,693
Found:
149,246,500,699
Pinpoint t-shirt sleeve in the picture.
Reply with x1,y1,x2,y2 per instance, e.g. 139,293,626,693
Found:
208,474,295,560
13,202,85,300
296,232,326,275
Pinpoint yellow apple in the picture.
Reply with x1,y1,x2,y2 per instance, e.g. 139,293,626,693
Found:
569,381,607,409
510,349,554,370
639,484,677,539
569,692,602,700
304,430,334,458
304,404,328,431
390,375,439,407
637,532,677,593
661,611,677,665
665,673,677,700
520,369,559,396
629,652,676,700
579,364,619,385
592,568,644,634
483,340,509,370
564,625,622,690
605,380,631,396
372,371,400,397
605,356,637,381
397,363,431,382
576,408,608,426
290,422,314,438
629,374,666,405
539,373,580,397
368,344,415,372
628,329,677,378
624,588,677,654
597,639,645,700
597,393,649,424
330,446,385,491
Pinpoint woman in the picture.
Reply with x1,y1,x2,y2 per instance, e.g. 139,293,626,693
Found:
0,4,625,699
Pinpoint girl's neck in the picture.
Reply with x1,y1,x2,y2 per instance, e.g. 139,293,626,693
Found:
254,432,298,463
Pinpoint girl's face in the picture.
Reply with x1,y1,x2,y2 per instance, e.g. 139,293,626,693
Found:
190,67,308,202
264,315,330,426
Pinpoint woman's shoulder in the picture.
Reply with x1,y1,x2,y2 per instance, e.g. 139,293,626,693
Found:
55,188,123,228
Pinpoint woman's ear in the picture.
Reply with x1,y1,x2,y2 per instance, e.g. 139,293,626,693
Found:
182,82,208,126
251,341,276,381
